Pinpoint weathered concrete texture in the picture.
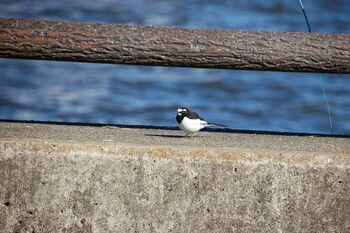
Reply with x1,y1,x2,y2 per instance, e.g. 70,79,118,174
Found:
0,121,349,232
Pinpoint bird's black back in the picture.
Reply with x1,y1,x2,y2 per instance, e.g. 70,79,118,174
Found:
176,109,205,124
187,110,203,120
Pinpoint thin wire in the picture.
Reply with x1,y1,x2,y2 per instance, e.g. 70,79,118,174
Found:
319,74,334,134
298,0,334,134
298,0,311,33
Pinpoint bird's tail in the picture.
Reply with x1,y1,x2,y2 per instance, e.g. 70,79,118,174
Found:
207,122,227,127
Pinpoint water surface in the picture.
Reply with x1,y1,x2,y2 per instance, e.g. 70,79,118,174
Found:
0,0,349,134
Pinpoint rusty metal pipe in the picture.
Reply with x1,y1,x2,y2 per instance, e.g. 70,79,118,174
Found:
0,18,349,73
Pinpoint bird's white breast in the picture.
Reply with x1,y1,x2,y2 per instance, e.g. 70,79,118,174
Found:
178,117,207,133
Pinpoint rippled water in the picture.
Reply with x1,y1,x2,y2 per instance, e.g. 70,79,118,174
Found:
0,0,349,134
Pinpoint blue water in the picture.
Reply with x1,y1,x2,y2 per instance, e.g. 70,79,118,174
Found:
1,0,349,134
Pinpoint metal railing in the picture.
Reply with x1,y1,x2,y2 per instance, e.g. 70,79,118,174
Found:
0,18,349,74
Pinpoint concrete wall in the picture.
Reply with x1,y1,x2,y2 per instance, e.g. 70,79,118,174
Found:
0,121,349,232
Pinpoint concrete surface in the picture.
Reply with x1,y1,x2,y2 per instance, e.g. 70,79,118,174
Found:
0,121,349,232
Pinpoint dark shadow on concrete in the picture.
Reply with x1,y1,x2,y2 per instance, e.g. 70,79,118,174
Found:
1,119,348,138
144,134,186,139
144,134,205,139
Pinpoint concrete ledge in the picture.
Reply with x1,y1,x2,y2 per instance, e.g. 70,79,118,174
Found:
0,121,349,232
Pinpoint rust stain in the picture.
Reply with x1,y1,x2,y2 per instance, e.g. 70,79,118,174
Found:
148,148,175,159
295,154,312,164
191,149,207,159
55,144,75,154
1,139,348,169
218,151,241,162
30,143,51,153
0,185,7,194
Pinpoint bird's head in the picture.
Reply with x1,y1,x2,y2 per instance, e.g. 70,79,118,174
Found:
176,107,189,116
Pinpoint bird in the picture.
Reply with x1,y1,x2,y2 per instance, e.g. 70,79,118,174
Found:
176,107,226,137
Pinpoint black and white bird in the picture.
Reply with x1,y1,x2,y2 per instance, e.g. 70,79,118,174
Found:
176,107,226,137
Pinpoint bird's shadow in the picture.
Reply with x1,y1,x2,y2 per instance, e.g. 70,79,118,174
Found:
144,133,203,138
